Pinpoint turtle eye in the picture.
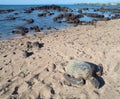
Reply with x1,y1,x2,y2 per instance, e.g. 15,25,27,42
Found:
82,66,88,71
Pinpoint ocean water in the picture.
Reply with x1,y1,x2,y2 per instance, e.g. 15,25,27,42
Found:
0,5,120,39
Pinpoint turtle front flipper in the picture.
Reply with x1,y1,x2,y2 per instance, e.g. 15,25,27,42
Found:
64,74,85,86
90,77,100,89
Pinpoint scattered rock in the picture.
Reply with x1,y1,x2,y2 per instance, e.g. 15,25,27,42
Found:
26,41,32,49
50,87,55,95
26,41,44,50
3,55,7,57
12,86,19,95
23,51,33,58
13,52,16,54
32,42,44,49
52,64,56,71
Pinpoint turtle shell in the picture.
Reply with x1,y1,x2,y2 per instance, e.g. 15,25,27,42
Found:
65,60,94,79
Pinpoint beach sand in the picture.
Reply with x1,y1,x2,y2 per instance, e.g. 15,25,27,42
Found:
0,19,120,99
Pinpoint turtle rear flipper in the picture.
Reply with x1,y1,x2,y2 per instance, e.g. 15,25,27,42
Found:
64,74,85,86
90,77,100,89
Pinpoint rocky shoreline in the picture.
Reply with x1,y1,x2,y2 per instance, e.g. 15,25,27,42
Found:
0,5,120,37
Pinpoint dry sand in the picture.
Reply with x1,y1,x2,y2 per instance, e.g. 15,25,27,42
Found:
0,19,120,99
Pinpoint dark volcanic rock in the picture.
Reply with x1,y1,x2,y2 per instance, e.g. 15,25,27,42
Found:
14,12,19,15
78,9,82,13
24,5,70,13
0,9,14,14
23,51,33,58
66,18,80,24
53,17,58,21
7,9,15,13
0,10,5,14
110,9,120,13
26,19,34,24
53,13,83,25
38,13,47,17
12,26,28,36
98,17,111,21
26,41,44,49
48,12,54,16
24,7,35,14
78,21,97,25
111,14,120,19
47,27,52,30
85,13,104,18
24,9,33,14
40,27,44,30
18,26,28,33
53,13,73,22
80,8,89,10
30,26,40,32
75,14,84,18
7,16,16,20
32,42,44,49
12,30,20,34
26,41,32,49
98,7,120,13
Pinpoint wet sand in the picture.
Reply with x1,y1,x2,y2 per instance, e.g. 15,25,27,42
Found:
0,19,120,99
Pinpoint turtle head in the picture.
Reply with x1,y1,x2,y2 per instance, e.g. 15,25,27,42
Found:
96,64,103,76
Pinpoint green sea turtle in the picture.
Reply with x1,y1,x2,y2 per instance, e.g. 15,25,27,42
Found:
64,60,103,88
